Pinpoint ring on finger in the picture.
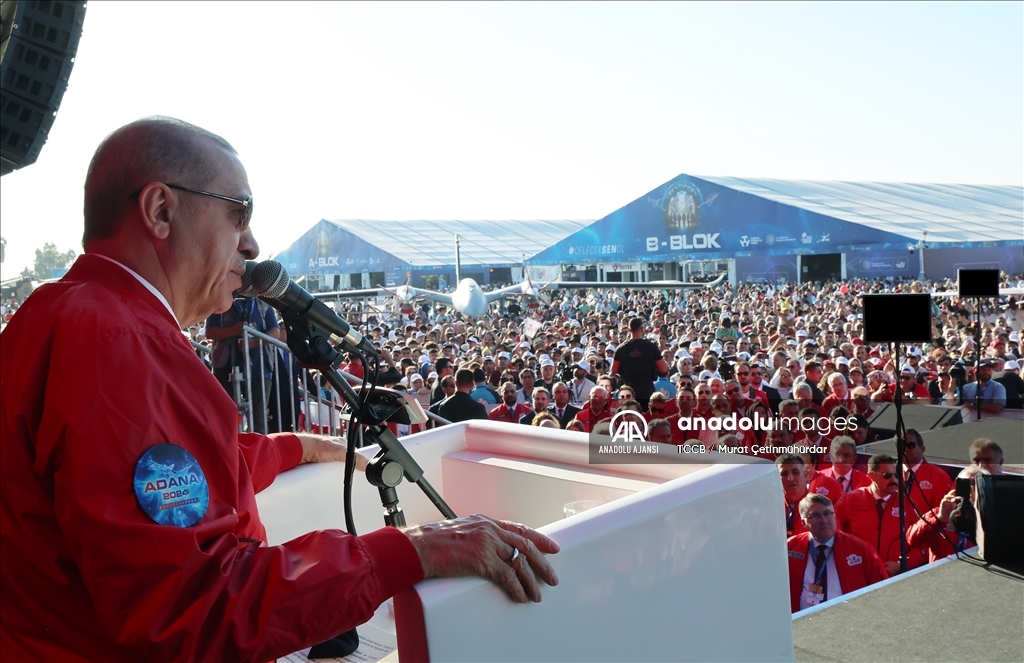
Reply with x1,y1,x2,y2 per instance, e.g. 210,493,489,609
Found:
505,547,522,567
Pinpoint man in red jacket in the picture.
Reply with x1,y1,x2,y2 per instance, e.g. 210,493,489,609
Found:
836,454,928,575
778,454,811,538
901,428,954,514
820,436,872,496
489,381,534,424
788,494,887,612
907,466,981,563
0,117,559,663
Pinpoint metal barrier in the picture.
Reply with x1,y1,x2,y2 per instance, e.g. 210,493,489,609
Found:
206,327,452,436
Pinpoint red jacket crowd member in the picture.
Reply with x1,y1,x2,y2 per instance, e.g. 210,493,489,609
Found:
778,454,811,538
901,429,954,514
788,494,888,612
907,467,982,563
575,387,614,432
489,381,534,424
836,454,928,575
820,436,872,495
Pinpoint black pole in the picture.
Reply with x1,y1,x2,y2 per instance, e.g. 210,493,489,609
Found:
975,301,982,420
892,342,908,574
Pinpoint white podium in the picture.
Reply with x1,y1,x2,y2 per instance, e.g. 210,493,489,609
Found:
258,421,794,662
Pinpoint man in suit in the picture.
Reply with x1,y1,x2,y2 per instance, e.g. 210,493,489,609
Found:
549,382,581,428
437,368,488,424
750,362,782,414
520,387,551,426
788,494,887,612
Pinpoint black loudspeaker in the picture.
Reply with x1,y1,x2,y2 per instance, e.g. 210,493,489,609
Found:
957,269,1000,298
865,403,962,440
0,0,87,176
974,473,1024,565
861,293,933,343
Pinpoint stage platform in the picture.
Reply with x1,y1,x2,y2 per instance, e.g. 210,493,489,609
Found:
863,416,1024,473
793,552,1024,662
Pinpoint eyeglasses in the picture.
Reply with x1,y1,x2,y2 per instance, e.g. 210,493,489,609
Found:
137,183,254,231
881,472,896,479
736,371,749,376
697,390,711,395
805,510,835,522
726,388,740,395
905,442,918,449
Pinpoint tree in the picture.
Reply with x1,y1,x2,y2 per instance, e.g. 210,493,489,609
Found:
30,242,77,280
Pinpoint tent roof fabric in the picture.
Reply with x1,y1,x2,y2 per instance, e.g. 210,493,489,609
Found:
698,177,1023,244
320,219,590,267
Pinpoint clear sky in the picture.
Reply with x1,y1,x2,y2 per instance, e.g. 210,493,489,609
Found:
1,1,1021,279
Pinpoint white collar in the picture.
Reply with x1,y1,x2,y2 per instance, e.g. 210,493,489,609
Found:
811,536,835,550
91,253,178,325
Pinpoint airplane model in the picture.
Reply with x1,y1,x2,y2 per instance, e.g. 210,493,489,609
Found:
313,272,726,319
311,232,725,318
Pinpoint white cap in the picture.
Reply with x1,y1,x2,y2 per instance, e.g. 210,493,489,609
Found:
606,344,617,352
540,357,556,367
576,360,591,373
690,341,703,350
796,330,808,337
675,349,691,359
498,351,511,360
908,347,922,357
736,351,751,361
519,341,532,348
427,371,439,379
836,356,849,366
1005,360,1020,371
410,373,424,383
710,342,723,353
698,369,721,381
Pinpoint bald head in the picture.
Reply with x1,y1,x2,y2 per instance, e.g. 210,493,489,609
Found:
84,116,236,244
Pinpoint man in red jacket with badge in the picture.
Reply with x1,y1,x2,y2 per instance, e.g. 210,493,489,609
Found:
901,428,953,514
0,117,559,663
836,454,928,575
788,494,887,612
489,381,534,424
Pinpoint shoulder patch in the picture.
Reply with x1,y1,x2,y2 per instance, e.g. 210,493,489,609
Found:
846,554,863,566
788,551,806,560
891,507,901,517
919,480,933,490
134,443,209,527
815,486,830,495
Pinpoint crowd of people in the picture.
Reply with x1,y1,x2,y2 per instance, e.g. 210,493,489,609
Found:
186,270,1024,439
193,272,1020,613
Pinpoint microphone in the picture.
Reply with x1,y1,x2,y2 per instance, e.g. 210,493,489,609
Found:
234,260,260,297
251,260,378,357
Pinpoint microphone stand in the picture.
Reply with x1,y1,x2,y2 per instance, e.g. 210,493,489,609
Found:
280,309,456,529
891,342,909,574
974,299,982,420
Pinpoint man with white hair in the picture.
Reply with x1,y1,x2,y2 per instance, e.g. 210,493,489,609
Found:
0,117,558,661
821,372,851,412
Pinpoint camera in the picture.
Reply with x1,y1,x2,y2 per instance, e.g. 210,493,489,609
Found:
558,361,575,383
